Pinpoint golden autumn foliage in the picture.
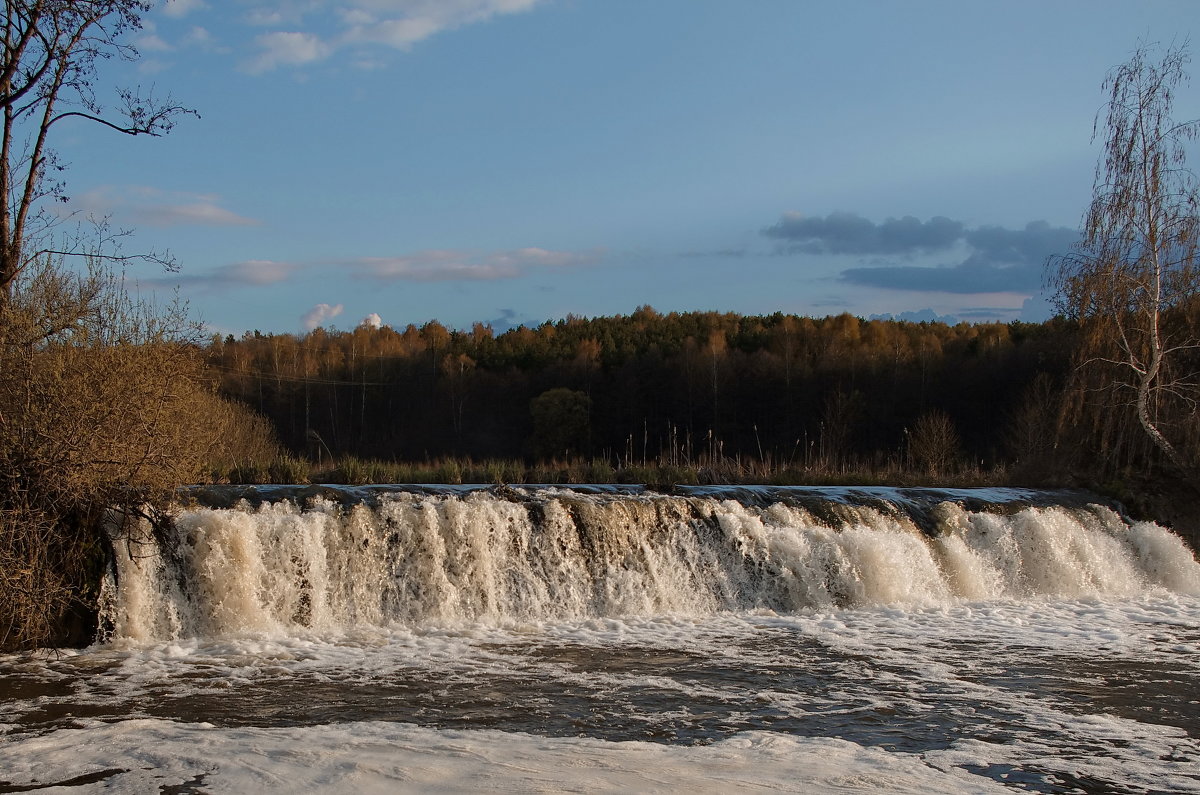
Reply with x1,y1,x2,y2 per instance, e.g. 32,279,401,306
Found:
211,309,1074,477
0,260,277,649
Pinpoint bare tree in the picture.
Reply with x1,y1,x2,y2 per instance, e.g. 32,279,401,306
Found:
908,410,960,477
1051,43,1200,473
0,0,194,310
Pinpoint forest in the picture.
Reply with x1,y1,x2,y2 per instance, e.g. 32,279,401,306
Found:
209,309,1080,481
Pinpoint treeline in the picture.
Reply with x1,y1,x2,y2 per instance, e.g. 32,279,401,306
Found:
210,307,1081,479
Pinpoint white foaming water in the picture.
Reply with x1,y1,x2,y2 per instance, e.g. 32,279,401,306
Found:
8,487,1196,793
0,719,1011,794
4,597,1200,793
104,489,1200,642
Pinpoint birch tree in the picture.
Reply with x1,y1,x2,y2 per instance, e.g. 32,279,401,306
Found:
1051,43,1200,472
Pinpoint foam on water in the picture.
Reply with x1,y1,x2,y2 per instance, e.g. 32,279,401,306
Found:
3,488,1198,793
3,595,1200,792
103,489,1200,642
0,719,1014,794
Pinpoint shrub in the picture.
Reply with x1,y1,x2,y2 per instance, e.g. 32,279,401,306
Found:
0,260,276,649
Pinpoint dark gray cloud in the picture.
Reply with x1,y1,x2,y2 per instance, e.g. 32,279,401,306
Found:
869,308,960,324
964,221,1079,268
763,212,1078,295
956,307,1014,320
840,261,1044,293
485,308,541,334
841,221,1078,294
763,211,964,255
1019,294,1055,322
810,297,851,308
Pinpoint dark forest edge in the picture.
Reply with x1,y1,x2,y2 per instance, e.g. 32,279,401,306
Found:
204,307,1162,484
211,309,1078,478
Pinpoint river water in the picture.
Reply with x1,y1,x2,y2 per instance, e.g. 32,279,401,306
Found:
1,486,1198,793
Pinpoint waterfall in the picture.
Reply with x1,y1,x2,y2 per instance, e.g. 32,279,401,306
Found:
102,486,1200,642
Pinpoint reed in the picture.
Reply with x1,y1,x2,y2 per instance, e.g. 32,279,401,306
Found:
218,453,1009,488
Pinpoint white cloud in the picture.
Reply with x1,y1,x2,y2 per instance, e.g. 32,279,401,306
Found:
349,247,597,283
360,312,383,328
303,302,344,330
163,0,208,19
348,16,442,50
240,0,546,72
140,260,299,292
138,244,594,294
245,9,286,26
355,253,518,282
137,34,172,52
185,26,214,47
245,31,332,73
243,2,320,27
338,9,375,26
137,203,260,227
216,260,297,286
72,186,260,227
493,247,586,268
343,0,541,49
137,58,170,75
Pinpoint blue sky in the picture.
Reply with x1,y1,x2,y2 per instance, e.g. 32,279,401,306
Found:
53,0,1199,334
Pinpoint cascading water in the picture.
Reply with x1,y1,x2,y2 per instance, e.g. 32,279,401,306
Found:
5,486,1200,793
103,486,1200,642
